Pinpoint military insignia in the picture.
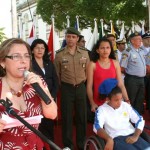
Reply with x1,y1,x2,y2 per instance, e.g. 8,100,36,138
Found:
122,53,128,60
132,54,137,59
56,48,65,53
80,56,87,68
126,47,131,52
62,58,68,69
62,58,68,63
123,112,128,117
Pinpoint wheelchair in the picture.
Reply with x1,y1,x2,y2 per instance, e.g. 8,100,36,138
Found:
84,126,150,150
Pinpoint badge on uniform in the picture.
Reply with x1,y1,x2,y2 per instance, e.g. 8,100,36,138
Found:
132,54,137,59
62,58,68,69
80,57,87,68
123,112,128,117
122,54,128,60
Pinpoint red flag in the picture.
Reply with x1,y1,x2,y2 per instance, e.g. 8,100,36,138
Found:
48,25,54,61
29,25,34,37
27,25,35,45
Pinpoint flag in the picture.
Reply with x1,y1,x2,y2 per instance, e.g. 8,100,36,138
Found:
27,24,36,45
110,22,117,50
47,18,60,62
99,19,104,39
61,15,71,48
119,22,125,39
131,21,135,33
141,21,145,35
75,15,80,31
86,19,99,50
48,25,54,61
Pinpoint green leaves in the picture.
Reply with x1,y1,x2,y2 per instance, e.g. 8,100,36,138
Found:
36,0,148,30
0,28,7,44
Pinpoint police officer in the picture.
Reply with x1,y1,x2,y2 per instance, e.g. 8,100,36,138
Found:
142,32,150,111
141,32,150,56
120,32,146,114
54,27,90,150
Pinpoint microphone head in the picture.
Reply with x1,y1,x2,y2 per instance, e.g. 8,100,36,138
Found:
23,70,30,79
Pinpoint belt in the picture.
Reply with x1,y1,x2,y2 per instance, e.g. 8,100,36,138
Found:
61,81,85,87
126,73,144,79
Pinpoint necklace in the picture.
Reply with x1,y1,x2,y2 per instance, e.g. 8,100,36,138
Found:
9,87,22,97
6,78,23,97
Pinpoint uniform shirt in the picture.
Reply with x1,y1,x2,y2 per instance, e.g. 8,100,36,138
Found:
54,46,90,85
120,45,146,77
145,51,150,65
141,45,150,56
93,101,144,139
116,49,123,63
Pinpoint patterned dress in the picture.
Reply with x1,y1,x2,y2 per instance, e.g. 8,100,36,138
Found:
0,79,44,150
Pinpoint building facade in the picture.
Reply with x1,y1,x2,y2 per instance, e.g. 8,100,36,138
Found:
16,0,62,48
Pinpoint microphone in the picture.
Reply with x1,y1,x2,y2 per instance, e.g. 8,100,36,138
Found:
24,71,51,105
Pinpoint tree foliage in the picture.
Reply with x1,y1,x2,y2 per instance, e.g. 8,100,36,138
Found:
36,0,148,30
0,28,7,44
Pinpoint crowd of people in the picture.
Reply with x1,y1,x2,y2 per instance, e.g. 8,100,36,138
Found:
0,27,150,150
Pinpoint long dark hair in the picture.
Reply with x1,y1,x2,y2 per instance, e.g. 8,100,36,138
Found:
30,39,50,62
90,38,116,62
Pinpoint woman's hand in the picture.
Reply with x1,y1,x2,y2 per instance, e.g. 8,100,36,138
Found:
0,119,7,133
91,102,98,112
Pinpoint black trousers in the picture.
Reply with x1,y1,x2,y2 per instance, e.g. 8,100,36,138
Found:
144,76,150,110
38,118,54,150
61,82,87,150
124,74,145,114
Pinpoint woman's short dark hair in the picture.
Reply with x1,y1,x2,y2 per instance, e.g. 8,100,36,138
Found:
30,39,50,62
90,38,116,62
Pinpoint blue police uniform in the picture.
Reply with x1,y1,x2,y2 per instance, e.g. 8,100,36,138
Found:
145,51,150,111
120,45,146,114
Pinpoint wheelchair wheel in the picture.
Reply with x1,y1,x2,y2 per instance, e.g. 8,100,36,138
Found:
84,135,105,150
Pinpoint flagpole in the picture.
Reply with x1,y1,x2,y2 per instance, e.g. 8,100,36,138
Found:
148,0,150,31
18,12,22,38
33,13,36,38
11,0,18,37
51,14,55,59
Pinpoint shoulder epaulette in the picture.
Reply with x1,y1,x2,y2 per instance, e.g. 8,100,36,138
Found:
126,47,131,52
79,46,90,52
114,50,118,53
56,47,65,53
140,47,144,51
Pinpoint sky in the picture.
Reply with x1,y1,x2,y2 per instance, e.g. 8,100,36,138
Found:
0,0,12,38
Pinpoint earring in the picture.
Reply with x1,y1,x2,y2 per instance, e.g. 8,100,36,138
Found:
0,64,5,69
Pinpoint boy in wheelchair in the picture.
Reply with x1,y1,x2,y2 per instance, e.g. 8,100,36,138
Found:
93,78,150,150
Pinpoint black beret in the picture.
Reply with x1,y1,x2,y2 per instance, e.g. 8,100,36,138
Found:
129,32,141,39
142,33,150,39
65,27,80,36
